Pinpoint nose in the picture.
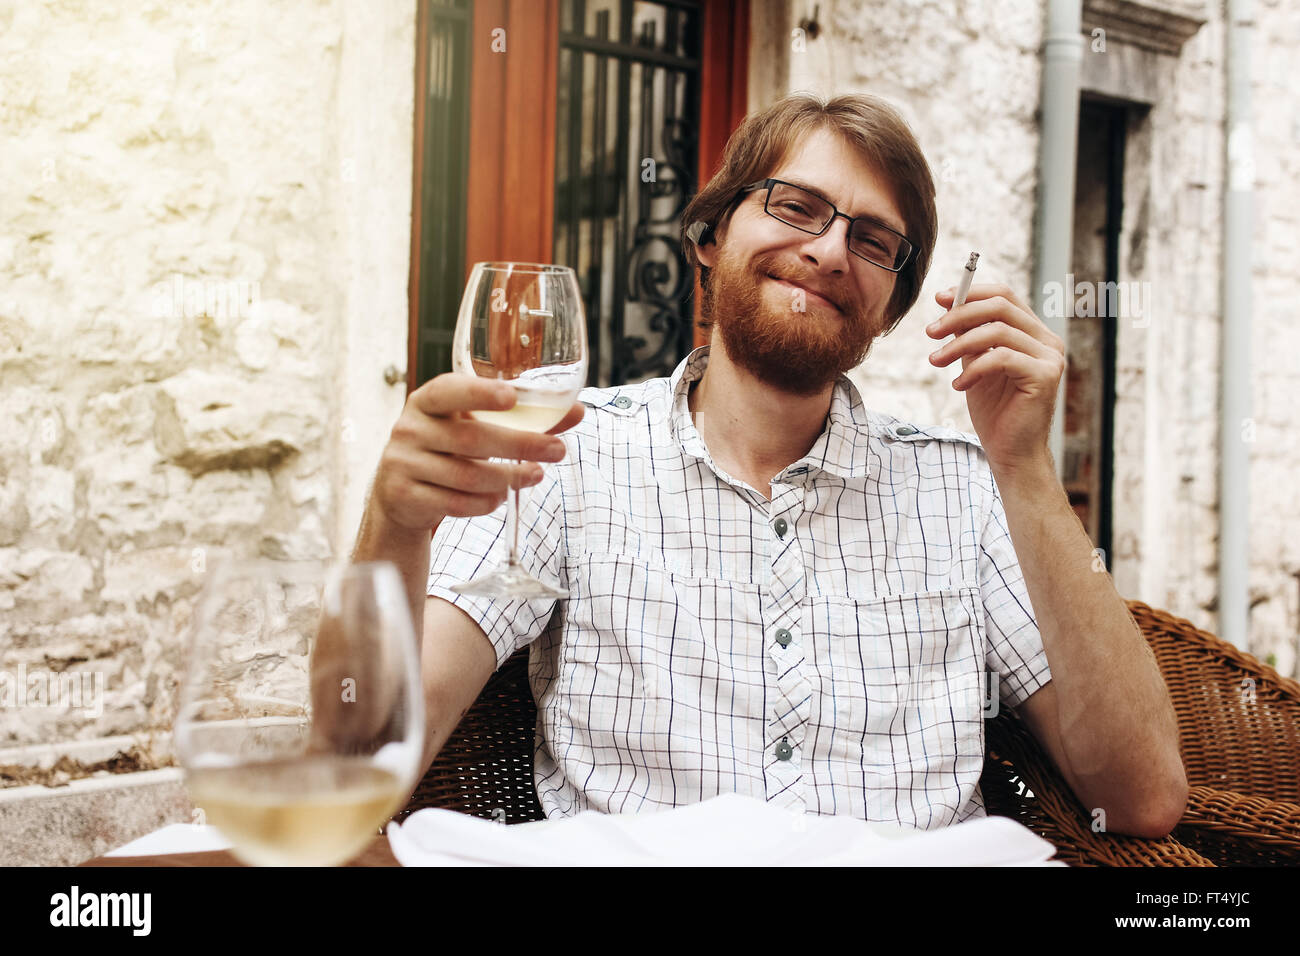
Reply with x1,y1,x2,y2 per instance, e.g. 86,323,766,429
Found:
798,215,852,273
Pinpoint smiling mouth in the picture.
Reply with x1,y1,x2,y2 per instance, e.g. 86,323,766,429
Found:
767,274,841,313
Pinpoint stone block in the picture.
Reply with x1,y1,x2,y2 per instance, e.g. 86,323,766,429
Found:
151,368,324,475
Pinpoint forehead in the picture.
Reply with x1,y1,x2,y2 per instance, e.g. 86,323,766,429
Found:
768,126,906,233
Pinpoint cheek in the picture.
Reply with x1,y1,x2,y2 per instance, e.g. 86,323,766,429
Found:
866,272,896,309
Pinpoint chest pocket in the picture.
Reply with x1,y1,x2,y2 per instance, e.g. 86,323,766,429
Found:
808,586,988,771
559,551,768,743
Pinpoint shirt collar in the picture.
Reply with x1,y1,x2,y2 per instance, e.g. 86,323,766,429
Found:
667,344,872,482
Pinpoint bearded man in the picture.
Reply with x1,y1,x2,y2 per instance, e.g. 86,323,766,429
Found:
353,92,1187,837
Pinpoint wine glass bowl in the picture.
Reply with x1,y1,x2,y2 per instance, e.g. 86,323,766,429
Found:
174,558,424,867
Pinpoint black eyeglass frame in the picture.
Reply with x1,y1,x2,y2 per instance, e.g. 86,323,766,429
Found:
736,178,916,273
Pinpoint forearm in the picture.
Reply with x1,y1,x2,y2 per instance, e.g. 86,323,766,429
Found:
350,483,442,641
994,455,1186,812
307,488,439,754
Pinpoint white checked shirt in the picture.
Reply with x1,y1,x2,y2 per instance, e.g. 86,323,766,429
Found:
427,345,1052,830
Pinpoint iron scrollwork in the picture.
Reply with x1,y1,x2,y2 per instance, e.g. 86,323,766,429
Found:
616,115,697,383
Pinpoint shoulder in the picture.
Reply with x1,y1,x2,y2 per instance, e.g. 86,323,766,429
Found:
863,409,985,451
575,377,670,423
861,409,992,485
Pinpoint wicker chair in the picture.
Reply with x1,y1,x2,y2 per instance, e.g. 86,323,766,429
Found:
399,599,1300,866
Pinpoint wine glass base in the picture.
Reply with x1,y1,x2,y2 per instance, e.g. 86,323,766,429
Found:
450,565,568,600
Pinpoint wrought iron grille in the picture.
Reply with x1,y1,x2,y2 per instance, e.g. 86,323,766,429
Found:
556,0,702,387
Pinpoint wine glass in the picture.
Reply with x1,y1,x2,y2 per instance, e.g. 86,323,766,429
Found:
174,558,424,866
449,261,588,599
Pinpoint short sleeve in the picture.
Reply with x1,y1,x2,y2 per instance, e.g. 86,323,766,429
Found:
979,472,1052,710
426,466,566,671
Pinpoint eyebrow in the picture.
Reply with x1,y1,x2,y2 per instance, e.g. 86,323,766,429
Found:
777,176,907,235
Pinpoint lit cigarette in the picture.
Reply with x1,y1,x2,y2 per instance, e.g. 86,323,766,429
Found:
953,252,979,308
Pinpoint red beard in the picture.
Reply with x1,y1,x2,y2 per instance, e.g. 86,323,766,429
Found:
705,243,883,396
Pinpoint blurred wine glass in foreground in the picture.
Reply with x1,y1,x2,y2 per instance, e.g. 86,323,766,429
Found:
174,558,424,866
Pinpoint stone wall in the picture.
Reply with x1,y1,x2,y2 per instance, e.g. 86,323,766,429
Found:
0,0,416,752
1241,0,1300,675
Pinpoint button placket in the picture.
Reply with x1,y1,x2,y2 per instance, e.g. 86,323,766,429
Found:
764,484,809,811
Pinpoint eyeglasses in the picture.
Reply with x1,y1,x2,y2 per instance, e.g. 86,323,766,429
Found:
737,178,915,273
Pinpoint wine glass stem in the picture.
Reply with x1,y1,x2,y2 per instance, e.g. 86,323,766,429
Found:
507,460,523,567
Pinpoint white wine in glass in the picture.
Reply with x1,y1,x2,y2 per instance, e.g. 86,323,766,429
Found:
174,559,424,866
449,261,588,600
184,755,406,868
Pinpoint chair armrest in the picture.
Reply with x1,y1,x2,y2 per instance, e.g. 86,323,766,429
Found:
983,709,1215,866
1171,786,1300,866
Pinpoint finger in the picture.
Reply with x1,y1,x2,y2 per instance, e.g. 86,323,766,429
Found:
440,417,570,462
935,282,1034,317
387,471,509,521
928,295,1055,350
395,410,568,462
545,401,585,436
408,449,546,495
929,320,1057,370
421,483,510,520
951,347,1059,392
409,372,519,418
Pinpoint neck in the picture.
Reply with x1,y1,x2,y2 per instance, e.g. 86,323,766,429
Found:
688,335,834,491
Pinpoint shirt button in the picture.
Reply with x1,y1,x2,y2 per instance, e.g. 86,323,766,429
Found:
895,425,917,436
775,627,792,647
775,737,793,761
613,395,633,409
773,517,788,537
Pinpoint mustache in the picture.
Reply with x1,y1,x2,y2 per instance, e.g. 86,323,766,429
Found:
753,258,860,315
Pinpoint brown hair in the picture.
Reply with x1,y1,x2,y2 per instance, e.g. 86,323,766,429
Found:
680,92,938,335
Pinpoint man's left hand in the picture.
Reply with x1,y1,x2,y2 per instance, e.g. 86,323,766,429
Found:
926,283,1065,476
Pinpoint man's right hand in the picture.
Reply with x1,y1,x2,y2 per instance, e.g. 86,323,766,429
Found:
372,374,585,533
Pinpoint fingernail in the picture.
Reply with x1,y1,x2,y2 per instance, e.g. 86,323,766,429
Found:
497,384,515,405
927,320,940,334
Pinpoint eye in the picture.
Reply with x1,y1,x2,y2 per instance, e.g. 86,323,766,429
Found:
854,229,895,256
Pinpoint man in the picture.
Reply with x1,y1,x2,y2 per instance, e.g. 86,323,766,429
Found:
353,92,1187,836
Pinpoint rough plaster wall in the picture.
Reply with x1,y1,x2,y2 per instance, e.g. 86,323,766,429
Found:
0,0,415,751
1109,11,1227,644
1240,0,1300,676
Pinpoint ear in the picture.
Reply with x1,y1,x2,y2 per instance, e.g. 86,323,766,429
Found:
688,221,720,268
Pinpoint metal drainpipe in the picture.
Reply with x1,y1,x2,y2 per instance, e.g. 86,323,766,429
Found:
1220,0,1254,650
1031,0,1083,477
